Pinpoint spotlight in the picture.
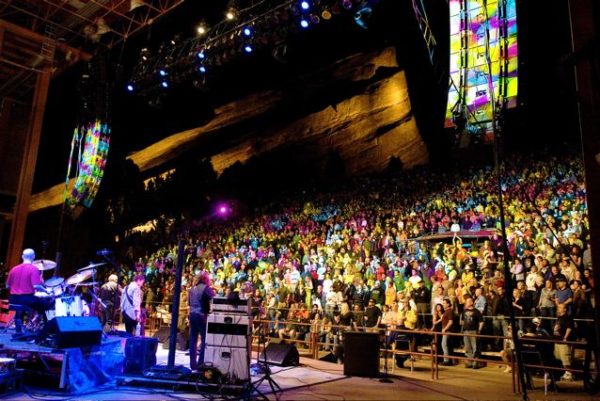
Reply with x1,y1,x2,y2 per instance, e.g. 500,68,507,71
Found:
197,51,206,59
198,65,206,73
226,9,236,20
243,27,252,36
310,14,320,24
197,25,207,35
300,1,310,10
321,9,332,20
244,45,253,53
126,83,134,92
161,81,169,88
300,18,309,28
158,69,168,76
342,0,353,10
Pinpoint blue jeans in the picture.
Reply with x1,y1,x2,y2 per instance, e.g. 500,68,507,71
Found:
189,312,208,370
442,334,451,363
463,330,478,365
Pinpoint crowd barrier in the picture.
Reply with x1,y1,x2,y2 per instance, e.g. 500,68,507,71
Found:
248,317,597,395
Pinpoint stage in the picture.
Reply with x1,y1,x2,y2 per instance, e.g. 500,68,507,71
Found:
0,337,594,401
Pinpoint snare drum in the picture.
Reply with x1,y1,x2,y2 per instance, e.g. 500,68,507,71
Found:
55,295,84,317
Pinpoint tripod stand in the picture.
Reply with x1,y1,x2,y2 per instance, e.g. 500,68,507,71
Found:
250,321,283,401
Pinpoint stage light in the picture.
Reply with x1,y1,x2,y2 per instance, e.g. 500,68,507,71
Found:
226,9,236,20
243,27,252,36
197,24,207,35
300,18,309,28
126,83,135,92
342,0,353,10
159,69,168,76
321,9,332,20
310,14,320,24
197,51,206,60
300,1,310,10
244,45,253,53
161,81,169,88
198,66,206,73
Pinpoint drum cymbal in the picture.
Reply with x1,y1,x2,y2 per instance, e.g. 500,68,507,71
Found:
33,259,56,271
65,270,93,285
77,262,106,272
77,282,100,287
45,276,65,287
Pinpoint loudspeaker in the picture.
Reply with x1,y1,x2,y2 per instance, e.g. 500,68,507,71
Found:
260,342,299,367
343,331,379,377
46,316,102,348
124,337,158,374
319,352,338,363
205,345,250,382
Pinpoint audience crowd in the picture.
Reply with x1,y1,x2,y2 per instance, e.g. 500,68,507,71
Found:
106,153,593,381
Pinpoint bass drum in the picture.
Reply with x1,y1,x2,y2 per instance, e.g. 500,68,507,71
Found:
55,296,83,317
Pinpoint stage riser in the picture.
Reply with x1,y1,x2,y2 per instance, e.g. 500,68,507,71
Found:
0,333,124,392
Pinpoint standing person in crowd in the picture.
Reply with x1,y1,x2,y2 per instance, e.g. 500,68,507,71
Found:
6,248,48,335
491,285,509,350
99,274,121,332
363,298,382,332
538,279,556,332
461,296,484,368
440,298,454,366
554,277,573,315
553,304,574,381
413,279,431,329
120,274,145,335
188,272,215,371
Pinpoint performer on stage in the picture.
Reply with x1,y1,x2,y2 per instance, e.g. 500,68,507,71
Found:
99,274,121,331
188,272,215,371
120,274,145,335
5,248,49,334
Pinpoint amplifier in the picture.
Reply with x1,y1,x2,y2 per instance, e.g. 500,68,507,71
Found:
206,313,251,348
211,297,251,315
205,345,250,382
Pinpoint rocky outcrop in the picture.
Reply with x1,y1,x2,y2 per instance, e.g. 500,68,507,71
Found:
30,47,428,212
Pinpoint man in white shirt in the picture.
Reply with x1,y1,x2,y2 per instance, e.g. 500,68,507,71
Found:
120,275,145,335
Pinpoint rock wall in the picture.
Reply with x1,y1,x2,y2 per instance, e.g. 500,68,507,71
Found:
30,47,429,212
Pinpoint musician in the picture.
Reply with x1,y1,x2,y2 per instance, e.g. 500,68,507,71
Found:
6,249,48,334
120,274,145,335
99,274,121,331
188,272,215,371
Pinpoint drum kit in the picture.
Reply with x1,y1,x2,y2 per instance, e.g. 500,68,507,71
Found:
33,259,107,320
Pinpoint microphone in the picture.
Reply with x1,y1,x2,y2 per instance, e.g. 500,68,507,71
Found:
96,248,112,256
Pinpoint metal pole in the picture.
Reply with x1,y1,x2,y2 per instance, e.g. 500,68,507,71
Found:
167,239,185,367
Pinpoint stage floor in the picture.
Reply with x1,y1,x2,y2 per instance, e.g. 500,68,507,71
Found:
0,328,594,401
2,343,595,401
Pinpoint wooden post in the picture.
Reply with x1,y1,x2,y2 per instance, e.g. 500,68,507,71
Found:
568,0,600,353
5,68,51,268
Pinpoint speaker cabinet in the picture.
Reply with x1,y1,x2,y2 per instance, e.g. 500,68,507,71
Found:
205,345,250,382
46,316,102,348
343,331,379,377
124,337,158,374
260,342,299,367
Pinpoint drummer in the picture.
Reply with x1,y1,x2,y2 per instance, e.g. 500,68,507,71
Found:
6,249,51,335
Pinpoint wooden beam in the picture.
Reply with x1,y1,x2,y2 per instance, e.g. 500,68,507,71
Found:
0,19,92,62
5,68,51,268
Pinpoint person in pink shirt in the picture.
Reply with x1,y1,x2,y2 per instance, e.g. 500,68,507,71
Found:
6,248,48,335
